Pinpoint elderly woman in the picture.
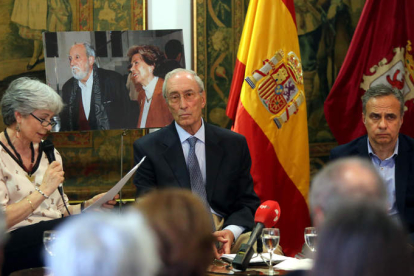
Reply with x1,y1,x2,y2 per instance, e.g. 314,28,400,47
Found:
0,77,117,275
127,45,173,128
134,188,215,276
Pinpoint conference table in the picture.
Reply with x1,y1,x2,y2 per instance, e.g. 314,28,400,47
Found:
10,267,291,276
10,264,292,276
9,259,294,276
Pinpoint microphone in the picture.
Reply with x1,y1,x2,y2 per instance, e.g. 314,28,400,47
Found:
42,140,63,196
232,200,281,271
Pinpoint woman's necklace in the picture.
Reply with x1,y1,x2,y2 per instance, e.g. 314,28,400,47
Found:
4,129,35,182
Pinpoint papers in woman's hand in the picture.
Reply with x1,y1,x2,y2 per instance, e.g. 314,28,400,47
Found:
83,156,146,211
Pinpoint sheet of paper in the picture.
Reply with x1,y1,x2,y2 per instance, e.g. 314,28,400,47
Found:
83,156,146,211
273,258,313,271
221,253,291,264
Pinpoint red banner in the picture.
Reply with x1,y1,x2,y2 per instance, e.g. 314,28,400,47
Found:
324,0,414,145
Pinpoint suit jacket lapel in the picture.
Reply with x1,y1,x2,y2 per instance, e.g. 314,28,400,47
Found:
395,135,411,214
356,135,370,158
205,123,224,201
162,123,191,189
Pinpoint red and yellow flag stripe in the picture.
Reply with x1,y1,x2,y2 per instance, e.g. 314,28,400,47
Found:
227,0,310,256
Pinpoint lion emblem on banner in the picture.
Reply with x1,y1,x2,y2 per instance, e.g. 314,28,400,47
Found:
245,50,305,129
361,40,414,108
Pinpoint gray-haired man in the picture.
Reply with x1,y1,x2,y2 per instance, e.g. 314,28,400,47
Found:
60,43,133,131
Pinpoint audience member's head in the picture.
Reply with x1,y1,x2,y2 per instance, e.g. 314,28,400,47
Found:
134,188,215,276
46,211,160,276
310,157,387,228
311,202,412,276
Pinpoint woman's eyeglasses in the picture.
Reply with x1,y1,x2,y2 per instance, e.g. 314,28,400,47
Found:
30,113,57,127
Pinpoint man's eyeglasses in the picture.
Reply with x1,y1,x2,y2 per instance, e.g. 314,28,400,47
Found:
167,91,201,104
30,113,57,128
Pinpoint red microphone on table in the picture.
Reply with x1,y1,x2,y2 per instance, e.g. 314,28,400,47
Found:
232,200,281,271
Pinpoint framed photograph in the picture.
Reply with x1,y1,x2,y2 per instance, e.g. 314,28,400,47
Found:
43,29,185,131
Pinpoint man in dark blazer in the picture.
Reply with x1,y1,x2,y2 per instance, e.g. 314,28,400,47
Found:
60,43,133,131
330,84,414,235
133,68,261,258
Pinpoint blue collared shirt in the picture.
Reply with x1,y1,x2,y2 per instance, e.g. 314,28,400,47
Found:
175,120,245,240
367,138,399,216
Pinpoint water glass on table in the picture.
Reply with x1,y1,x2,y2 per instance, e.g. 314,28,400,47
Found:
261,228,280,275
43,230,58,257
304,227,317,252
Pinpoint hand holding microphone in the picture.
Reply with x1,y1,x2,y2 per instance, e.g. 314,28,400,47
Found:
41,140,71,216
42,140,65,197
232,200,281,271
40,161,64,196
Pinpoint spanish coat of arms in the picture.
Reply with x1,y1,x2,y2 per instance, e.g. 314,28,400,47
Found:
245,50,305,128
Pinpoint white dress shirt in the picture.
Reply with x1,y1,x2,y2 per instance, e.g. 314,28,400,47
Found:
78,70,94,120
139,76,158,128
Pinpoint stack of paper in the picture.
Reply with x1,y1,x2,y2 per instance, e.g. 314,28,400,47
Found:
221,253,291,265
221,253,313,271
274,258,313,271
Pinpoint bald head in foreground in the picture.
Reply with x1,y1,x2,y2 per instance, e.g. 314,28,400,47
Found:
310,157,387,228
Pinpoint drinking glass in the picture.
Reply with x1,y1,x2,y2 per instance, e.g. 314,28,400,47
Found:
261,228,280,275
43,230,58,256
304,227,317,252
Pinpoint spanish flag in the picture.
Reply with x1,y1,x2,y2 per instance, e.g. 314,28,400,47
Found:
227,0,310,256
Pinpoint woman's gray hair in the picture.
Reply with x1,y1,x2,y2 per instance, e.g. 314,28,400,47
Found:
162,68,204,100
46,211,160,276
1,77,64,126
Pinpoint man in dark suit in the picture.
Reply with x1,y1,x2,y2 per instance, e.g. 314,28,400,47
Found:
330,84,414,235
133,68,261,258
60,43,133,131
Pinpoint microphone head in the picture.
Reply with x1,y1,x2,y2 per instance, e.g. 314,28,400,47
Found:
42,139,55,152
254,200,281,228
42,140,56,163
